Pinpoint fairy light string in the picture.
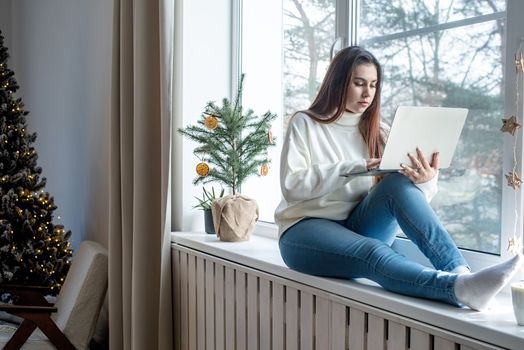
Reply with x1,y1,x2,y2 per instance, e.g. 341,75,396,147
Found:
504,38,524,256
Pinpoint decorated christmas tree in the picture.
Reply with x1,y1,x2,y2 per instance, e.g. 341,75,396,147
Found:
178,74,277,195
0,30,72,293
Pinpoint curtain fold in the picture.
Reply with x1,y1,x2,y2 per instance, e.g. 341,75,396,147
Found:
110,0,173,349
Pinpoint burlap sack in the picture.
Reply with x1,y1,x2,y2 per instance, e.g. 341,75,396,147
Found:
212,194,259,242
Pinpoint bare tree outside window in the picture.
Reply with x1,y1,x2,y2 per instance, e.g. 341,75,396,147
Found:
359,0,506,253
283,0,335,120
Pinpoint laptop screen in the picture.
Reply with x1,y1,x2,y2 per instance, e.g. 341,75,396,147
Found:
379,106,468,170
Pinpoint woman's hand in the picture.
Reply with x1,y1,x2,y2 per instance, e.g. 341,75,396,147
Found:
399,148,439,184
366,158,381,170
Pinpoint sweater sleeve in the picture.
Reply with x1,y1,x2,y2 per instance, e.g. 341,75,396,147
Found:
414,171,439,202
280,116,367,202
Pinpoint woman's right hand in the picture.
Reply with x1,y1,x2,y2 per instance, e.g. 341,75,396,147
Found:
366,158,381,170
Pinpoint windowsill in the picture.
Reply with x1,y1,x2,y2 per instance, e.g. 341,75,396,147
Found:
171,231,524,350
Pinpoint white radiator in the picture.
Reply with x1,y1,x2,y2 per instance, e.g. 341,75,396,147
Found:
172,244,504,350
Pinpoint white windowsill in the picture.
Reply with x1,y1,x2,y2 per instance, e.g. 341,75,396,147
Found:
171,231,524,350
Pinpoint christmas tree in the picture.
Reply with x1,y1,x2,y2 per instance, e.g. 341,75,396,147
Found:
178,75,277,195
0,30,72,293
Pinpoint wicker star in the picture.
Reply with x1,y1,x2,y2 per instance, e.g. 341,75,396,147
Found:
508,235,522,256
506,171,522,190
516,53,524,74
501,115,521,136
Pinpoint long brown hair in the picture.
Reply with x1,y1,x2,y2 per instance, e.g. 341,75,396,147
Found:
304,46,384,159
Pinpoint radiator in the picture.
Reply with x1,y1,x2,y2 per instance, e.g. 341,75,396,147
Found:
172,244,503,350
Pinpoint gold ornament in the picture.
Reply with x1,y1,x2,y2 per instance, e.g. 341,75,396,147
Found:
260,163,269,176
196,162,210,176
505,171,522,190
204,115,218,130
501,115,521,136
516,53,524,74
268,129,274,144
508,235,522,256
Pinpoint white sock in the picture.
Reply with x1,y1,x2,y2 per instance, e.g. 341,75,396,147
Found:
454,254,523,311
451,265,470,274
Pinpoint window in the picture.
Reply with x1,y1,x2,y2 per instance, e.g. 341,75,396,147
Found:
238,0,523,262
359,1,506,254
241,0,337,223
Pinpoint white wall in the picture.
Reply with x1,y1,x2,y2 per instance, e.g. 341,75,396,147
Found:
0,0,112,250
172,0,232,231
0,1,11,40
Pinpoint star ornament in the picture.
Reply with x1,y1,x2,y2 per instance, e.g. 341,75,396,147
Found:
508,236,522,256
505,171,522,190
516,52,524,74
501,115,521,136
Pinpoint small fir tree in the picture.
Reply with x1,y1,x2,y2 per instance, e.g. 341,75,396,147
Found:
178,75,277,195
0,30,72,293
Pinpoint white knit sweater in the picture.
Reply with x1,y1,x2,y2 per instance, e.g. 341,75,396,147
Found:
274,111,438,236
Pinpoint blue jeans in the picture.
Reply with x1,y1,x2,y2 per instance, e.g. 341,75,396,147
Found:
279,173,468,306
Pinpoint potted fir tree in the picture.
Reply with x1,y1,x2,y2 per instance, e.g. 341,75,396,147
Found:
178,75,277,241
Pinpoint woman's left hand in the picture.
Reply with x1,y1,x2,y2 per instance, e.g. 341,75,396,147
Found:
399,148,439,184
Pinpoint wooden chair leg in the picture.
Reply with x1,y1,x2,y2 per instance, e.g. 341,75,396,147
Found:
3,319,37,350
5,312,76,350
27,313,76,350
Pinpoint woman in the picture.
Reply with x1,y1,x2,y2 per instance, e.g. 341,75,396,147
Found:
275,46,522,310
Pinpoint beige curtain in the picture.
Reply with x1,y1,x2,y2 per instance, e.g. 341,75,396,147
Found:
109,0,174,349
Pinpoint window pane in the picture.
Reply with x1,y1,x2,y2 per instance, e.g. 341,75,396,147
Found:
359,0,506,42
283,0,336,119
241,0,336,223
359,1,506,254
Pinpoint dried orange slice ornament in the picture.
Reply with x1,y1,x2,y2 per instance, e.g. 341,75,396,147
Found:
196,162,210,176
260,163,269,176
204,115,218,130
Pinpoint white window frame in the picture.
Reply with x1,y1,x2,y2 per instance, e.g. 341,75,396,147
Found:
234,0,524,272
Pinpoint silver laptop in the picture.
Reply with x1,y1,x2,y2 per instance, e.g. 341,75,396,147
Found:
342,106,468,176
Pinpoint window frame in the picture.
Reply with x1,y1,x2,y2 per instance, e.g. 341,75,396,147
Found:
236,0,523,271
